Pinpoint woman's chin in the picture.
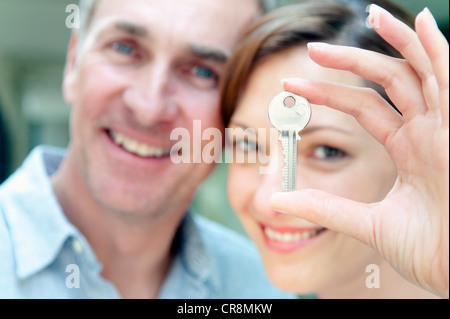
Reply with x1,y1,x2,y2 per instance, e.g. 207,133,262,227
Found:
262,259,318,295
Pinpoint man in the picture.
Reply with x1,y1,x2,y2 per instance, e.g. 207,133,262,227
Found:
0,0,291,299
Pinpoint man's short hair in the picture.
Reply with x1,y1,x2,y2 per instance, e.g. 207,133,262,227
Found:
78,0,282,39
78,0,97,41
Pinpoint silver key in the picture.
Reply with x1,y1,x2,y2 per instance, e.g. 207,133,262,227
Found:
268,92,311,192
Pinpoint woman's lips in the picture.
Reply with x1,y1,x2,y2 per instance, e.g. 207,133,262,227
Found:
261,224,327,253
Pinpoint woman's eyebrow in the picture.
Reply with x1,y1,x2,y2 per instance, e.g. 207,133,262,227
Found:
230,121,352,135
302,125,352,135
229,121,252,130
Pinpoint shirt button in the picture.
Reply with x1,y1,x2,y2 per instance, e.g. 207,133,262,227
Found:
72,238,84,254
194,256,205,267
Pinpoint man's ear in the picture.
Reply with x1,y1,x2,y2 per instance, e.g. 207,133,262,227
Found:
63,32,79,107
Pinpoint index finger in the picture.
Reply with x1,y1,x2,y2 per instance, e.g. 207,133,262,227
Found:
369,4,434,83
369,4,440,114
415,8,449,126
282,78,403,147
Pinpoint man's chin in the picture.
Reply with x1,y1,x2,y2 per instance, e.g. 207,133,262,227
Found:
99,201,168,224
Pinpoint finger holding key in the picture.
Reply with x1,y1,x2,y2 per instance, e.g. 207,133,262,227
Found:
306,5,448,120
305,43,427,120
271,7,449,298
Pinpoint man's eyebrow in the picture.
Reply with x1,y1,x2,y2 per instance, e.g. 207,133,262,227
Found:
114,21,149,38
189,45,229,63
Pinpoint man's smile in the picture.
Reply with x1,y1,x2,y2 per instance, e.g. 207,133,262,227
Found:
108,130,172,158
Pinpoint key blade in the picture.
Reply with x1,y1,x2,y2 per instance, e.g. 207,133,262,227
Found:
280,130,297,192
281,135,290,192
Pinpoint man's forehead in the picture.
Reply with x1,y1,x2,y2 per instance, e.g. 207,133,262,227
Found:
93,0,261,23
87,0,261,54
91,0,262,40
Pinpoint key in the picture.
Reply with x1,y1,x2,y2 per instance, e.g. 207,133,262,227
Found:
268,92,311,192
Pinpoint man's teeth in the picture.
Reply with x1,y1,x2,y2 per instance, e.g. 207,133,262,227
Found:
110,131,170,158
264,227,324,242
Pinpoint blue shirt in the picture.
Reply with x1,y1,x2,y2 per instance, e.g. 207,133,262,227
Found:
0,146,293,299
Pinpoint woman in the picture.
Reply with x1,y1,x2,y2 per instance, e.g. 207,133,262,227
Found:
220,0,448,298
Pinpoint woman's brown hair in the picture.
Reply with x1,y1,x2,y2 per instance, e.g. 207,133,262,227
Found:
220,0,415,126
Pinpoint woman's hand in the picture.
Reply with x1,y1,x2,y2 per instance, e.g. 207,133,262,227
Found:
270,5,449,298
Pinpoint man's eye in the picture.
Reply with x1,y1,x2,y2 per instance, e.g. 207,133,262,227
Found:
192,66,215,79
112,41,136,55
182,64,218,89
313,146,346,160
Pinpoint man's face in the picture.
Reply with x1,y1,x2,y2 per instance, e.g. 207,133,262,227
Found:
63,0,260,220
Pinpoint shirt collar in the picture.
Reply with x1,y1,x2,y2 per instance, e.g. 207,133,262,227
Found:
4,146,215,292
176,213,212,281
159,213,216,298
3,146,78,279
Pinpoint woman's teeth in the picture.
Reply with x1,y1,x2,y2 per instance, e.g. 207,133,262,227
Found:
109,130,171,158
264,227,325,243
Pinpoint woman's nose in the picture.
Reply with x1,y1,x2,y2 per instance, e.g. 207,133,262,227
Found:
252,153,285,218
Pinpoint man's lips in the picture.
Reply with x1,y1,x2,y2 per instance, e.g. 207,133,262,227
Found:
107,129,173,158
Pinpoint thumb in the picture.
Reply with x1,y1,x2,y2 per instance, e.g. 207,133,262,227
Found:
269,189,376,248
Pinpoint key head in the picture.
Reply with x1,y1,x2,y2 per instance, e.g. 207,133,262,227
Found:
268,92,311,132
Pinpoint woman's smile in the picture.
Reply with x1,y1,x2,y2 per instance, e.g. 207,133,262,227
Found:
261,223,327,253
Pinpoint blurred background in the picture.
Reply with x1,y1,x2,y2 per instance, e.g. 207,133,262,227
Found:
0,0,448,235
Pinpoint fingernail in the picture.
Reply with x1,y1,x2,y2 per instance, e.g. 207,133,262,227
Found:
422,7,438,27
269,192,285,203
369,4,391,17
270,196,294,215
277,210,295,216
281,78,296,85
369,4,379,14
368,4,379,17
307,42,332,50
281,78,312,91
281,78,307,85
368,4,386,29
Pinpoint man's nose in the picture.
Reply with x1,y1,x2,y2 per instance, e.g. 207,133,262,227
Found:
123,61,178,127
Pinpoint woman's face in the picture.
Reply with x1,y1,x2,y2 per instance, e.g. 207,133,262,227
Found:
227,46,398,295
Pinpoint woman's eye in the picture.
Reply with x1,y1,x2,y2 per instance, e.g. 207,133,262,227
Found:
235,139,258,152
313,146,346,160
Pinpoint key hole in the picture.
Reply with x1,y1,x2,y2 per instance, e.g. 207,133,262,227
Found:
284,96,296,108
